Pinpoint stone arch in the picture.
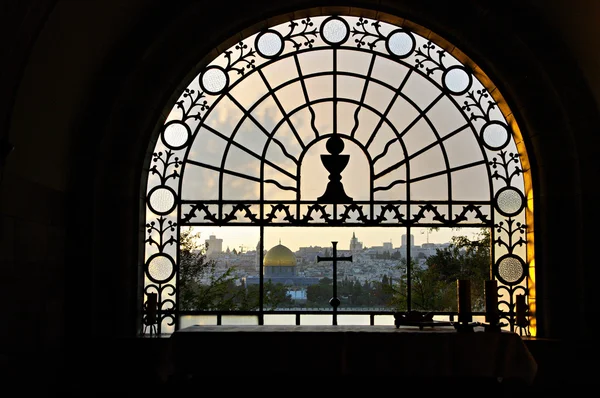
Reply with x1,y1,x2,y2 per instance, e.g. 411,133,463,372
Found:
76,0,594,339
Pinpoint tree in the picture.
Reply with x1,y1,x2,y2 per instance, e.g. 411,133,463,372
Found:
178,227,240,311
370,275,393,306
179,227,297,311
263,281,294,310
424,228,491,311
388,257,416,311
306,277,333,307
410,265,453,311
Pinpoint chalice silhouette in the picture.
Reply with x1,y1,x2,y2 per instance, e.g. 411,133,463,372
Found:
317,134,353,203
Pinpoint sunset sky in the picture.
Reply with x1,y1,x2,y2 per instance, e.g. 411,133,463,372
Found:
189,225,484,253
148,15,516,257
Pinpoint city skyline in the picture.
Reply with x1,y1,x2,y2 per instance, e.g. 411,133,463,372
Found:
191,225,484,253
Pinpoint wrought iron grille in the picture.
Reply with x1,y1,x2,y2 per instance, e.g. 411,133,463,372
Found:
142,14,534,336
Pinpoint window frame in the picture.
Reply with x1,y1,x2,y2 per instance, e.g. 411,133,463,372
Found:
141,13,534,336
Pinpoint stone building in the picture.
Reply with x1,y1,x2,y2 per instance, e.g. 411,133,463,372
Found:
245,242,320,287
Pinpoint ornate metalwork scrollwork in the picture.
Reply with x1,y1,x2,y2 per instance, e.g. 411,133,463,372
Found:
143,13,533,334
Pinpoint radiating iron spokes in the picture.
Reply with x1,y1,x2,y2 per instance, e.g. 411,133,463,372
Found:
142,13,532,333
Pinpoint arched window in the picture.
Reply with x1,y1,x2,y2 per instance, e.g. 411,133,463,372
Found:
142,12,534,336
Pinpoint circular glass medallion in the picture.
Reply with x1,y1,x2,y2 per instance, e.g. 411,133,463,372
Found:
255,30,284,58
148,186,177,215
495,186,525,217
386,29,415,58
200,66,229,95
481,121,510,150
321,16,349,46
146,253,175,284
442,65,472,95
496,254,526,285
162,121,190,150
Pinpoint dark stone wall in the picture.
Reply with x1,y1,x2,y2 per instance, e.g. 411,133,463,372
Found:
1,0,599,391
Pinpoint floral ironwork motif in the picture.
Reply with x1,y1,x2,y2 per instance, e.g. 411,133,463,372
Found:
143,14,533,335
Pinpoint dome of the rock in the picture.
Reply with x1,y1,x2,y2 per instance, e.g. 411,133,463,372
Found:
264,243,297,267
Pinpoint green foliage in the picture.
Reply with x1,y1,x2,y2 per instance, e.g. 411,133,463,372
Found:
263,280,295,310
422,228,491,311
306,277,332,307
178,226,491,313
306,274,397,308
178,227,242,311
388,228,491,312
179,227,295,311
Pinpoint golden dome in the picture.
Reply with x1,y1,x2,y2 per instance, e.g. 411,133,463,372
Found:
264,243,296,267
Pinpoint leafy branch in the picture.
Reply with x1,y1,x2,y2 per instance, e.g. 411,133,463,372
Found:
224,41,256,76
494,218,527,253
149,150,182,185
175,88,210,121
461,89,496,123
283,17,318,50
490,151,523,187
145,216,177,252
351,17,385,50
414,41,446,76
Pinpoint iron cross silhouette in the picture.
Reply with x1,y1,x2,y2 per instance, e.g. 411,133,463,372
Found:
317,241,352,325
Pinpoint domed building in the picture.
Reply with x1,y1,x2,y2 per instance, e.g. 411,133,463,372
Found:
264,242,297,280
245,240,319,289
